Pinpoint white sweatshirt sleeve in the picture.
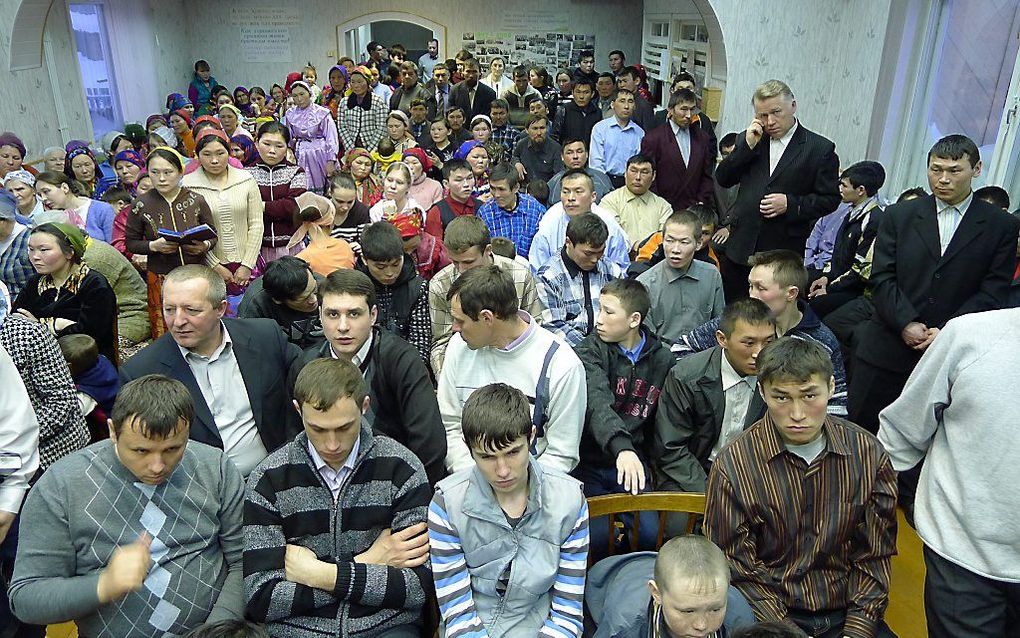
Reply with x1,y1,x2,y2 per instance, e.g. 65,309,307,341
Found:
0,346,40,514
438,337,474,474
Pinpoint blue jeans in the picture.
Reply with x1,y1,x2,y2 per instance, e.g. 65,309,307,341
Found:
573,464,658,562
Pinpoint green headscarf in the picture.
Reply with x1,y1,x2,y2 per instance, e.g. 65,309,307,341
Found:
47,222,88,260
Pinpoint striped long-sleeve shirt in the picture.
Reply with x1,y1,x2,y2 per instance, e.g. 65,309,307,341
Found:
670,301,848,416
704,415,897,638
428,491,589,638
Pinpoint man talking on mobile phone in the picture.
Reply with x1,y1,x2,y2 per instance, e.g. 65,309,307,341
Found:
714,80,840,301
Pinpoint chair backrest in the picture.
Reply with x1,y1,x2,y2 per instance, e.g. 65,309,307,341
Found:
586,492,706,560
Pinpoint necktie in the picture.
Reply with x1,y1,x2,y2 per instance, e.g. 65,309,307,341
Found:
469,88,476,110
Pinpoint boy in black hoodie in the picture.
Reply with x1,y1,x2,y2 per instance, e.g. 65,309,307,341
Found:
575,278,675,557
357,221,432,364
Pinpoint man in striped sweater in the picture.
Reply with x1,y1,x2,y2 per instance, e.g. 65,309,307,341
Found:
244,357,433,638
428,383,589,638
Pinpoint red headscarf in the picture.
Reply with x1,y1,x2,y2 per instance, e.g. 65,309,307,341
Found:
402,147,433,173
284,72,303,95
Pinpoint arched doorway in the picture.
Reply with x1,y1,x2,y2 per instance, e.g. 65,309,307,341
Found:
337,13,446,64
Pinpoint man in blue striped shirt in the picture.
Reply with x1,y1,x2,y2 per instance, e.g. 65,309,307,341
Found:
477,163,547,259
428,383,589,638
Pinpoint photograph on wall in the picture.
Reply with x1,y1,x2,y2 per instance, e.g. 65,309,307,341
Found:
463,31,593,71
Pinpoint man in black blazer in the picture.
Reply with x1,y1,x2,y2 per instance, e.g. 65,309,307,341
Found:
850,135,1020,432
653,298,775,492
120,266,300,476
447,57,495,119
714,80,840,301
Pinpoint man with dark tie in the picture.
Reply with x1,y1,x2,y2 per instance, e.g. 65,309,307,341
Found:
639,88,716,214
424,63,452,120
714,80,840,301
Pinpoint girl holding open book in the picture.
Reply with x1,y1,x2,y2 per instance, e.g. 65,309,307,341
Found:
124,146,216,338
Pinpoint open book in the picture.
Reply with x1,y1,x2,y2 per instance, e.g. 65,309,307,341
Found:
157,224,217,243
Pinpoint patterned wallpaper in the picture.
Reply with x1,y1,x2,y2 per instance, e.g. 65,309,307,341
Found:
646,0,894,167
0,0,93,160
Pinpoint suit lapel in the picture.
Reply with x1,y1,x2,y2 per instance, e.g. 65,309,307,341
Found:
912,198,942,261
228,322,264,431
767,125,805,185
940,201,988,266
743,384,766,428
700,348,727,437
162,343,219,445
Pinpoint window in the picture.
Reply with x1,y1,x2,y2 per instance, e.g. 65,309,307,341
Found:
68,3,122,138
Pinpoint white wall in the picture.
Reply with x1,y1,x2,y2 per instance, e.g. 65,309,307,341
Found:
180,0,644,94
645,0,894,166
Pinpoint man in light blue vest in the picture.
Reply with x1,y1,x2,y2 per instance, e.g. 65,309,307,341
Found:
428,383,589,638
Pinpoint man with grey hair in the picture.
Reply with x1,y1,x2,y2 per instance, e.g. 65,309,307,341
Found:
585,535,755,637
120,265,300,476
715,79,840,301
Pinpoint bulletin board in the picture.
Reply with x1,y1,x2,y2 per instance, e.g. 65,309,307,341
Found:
461,32,595,72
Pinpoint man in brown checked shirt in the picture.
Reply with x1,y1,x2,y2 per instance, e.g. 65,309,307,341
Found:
705,337,898,638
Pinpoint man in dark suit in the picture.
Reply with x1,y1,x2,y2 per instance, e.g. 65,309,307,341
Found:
714,80,840,301
423,64,452,120
639,88,716,212
850,134,1020,433
120,265,300,477
652,298,775,492
447,57,495,119
617,66,658,132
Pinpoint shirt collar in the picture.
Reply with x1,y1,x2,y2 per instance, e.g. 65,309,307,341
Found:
760,413,851,462
719,349,754,391
664,260,698,282
936,190,974,217
669,120,690,137
771,120,798,145
307,432,360,475
561,246,586,277
611,119,637,131
179,322,230,362
501,311,535,351
848,194,880,221
618,331,646,362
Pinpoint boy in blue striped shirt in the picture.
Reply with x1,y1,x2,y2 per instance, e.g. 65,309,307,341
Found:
428,383,589,638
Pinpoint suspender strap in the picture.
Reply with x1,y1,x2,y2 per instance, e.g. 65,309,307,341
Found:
530,340,561,455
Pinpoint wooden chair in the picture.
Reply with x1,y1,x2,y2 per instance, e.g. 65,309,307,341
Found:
586,492,706,562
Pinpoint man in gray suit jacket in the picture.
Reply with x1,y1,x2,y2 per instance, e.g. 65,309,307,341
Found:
120,265,300,477
653,298,775,492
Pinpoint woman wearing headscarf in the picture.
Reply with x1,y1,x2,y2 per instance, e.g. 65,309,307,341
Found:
63,142,117,200
3,170,44,221
233,86,256,117
248,120,307,262
218,103,250,139
342,148,382,207
0,191,33,297
469,114,505,165
385,111,418,154
112,149,145,194
0,132,33,180
35,171,116,242
402,147,442,209
169,110,196,157
13,222,117,361
283,80,339,194
125,147,215,339
145,114,167,134
391,210,450,282
230,135,259,168
455,140,493,202
338,66,388,154
182,130,264,294
317,64,350,120
165,92,194,118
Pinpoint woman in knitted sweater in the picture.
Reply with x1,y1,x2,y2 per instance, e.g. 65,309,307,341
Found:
248,121,309,263
182,130,264,295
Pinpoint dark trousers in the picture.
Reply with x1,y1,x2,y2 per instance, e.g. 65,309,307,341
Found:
573,464,658,562
788,609,897,638
719,252,751,303
809,290,859,320
846,357,911,434
0,514,44,638
924,546,1020,638
823,297,874,351
607,174,625,189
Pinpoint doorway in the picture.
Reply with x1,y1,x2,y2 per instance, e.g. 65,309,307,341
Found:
338,13,446,65
68,3,122,138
